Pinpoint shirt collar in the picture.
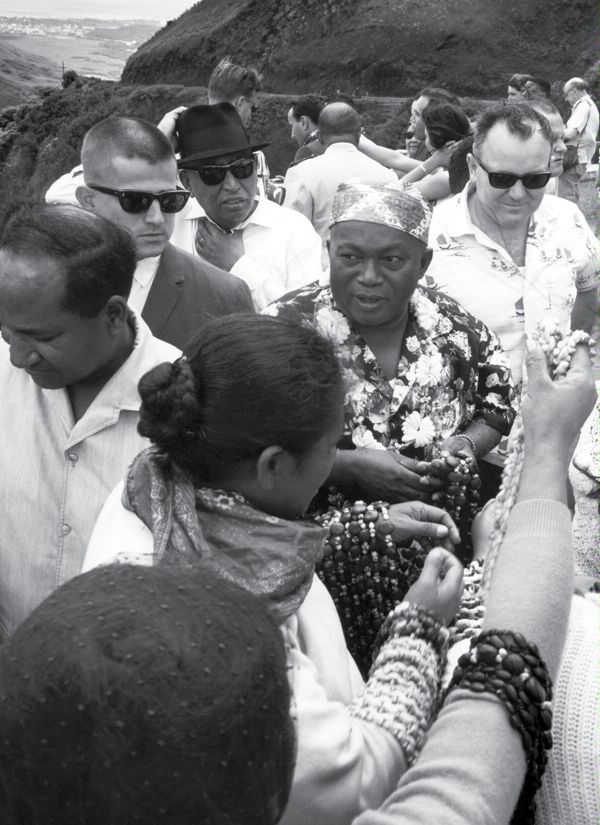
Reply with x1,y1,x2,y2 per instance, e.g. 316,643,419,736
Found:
302,129,319,146
134,256,161,287
439,181,539,243
184,196,271,231
324,142,359,155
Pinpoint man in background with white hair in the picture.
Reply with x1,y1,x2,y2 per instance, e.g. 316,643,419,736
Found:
560,77,599,204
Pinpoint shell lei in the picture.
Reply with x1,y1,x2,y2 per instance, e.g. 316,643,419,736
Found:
481,324,590,598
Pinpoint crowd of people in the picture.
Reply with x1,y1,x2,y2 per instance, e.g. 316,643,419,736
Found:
0,55,598,825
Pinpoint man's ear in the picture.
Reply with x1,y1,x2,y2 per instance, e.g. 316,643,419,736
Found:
179,170,191,190
420,246,434,276
255,445,295,489
466,152,477,180
103,295,130,330
76,185,95,211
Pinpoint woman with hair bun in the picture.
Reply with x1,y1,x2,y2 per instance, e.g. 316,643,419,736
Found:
86,312,464,825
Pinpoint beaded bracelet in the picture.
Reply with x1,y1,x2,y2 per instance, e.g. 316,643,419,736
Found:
373,600,449,664
316,501,430,676
351,602,449,764
453,432,477,456
447,629,553,825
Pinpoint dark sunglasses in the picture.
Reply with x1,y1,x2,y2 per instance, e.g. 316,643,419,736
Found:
192,157,255,186
472,154,551,190
86,184,190,214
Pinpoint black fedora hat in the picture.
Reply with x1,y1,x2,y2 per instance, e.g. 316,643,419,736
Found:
176,102,269,168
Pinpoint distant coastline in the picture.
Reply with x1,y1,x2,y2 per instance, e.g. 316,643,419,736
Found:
0,16,161,82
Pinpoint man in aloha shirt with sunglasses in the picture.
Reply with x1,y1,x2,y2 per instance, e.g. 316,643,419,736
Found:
265,181,515,507
425,102,599,389
171,103,323,310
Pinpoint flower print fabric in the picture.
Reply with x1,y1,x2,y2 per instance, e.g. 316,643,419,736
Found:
265,284,515,459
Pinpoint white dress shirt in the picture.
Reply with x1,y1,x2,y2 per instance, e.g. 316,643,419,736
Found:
0,314,179,636
170,196,323,309
128,255,161,313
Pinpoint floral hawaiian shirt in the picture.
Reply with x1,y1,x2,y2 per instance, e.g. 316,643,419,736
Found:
426,184,599,386
265,283,515,459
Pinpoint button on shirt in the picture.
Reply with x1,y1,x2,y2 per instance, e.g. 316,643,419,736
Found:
426,185,599,385
0,314,179,637
169,196,323,310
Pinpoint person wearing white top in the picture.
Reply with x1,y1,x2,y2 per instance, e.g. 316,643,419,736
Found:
560,77,600,205
0,205,180,637
283,102,397,261
174,103,322,310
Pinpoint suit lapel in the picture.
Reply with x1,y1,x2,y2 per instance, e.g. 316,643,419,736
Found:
141,244,183,336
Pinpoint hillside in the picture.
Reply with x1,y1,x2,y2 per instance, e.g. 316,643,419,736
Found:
0,38,61,109
121,0,599,97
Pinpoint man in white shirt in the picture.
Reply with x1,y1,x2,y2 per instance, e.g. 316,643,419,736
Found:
559,77,599,205
0,205,180,636
46,117,253,349
173,103,322,310
426,102,598,388
283,102,397,261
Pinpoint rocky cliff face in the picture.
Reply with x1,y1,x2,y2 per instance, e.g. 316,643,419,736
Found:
122,0,598,97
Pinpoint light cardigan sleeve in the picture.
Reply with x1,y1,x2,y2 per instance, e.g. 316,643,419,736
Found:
353,500,573,825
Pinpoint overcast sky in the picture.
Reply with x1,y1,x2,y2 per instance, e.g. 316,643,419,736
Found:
1,0,197,21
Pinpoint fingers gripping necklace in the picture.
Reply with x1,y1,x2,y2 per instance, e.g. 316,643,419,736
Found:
480,324,590,599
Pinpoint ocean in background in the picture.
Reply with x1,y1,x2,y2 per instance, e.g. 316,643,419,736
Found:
1,0,195,22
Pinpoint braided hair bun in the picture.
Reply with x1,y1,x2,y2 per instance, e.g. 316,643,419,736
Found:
138,357,202,446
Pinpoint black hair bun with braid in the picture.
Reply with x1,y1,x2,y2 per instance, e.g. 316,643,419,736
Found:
138,357,202,446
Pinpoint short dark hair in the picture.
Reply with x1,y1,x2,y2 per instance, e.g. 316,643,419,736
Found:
138,314,343,486
473,102,553,155
318,102,362,143
0,204,136,318
418,87,460,106
525,76,551,98
448,135,474,194
508,73,533,91
208,57,262,101
422,103,471,149
0,564,294,825
82,116,175,180
289,94,326,125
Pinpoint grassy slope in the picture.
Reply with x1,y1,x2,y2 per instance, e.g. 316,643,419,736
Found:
0,38,61,109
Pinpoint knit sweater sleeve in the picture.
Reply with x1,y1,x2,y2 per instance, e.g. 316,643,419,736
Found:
353,499,572,825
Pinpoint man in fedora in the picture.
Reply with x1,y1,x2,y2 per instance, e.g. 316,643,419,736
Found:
45,116,253,349
171,103,322,309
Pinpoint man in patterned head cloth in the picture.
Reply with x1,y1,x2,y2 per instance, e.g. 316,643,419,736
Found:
265,182,514,506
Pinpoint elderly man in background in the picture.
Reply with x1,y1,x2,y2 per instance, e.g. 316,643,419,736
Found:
47,116,253,349
287,94,327,165
427,102,598,388
283,102,397,261
560,77,599,205
267,182,514,506
171,103,322,309
0,204,179,637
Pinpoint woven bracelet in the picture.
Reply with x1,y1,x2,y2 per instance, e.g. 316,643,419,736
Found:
373,601,449,664
447,629,553,825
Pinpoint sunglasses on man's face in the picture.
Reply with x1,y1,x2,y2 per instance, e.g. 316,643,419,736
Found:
192,157,256,186
472,154,551,190
86,184,190,214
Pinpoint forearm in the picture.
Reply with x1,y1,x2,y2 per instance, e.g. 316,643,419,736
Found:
328,448,359,487
456,421,503,457
571,288,599,334
358,135,420,172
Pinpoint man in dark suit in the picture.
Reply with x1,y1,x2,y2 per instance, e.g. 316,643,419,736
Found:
48,116,253,350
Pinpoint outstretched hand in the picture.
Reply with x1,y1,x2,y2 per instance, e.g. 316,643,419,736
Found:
405,547,464,625
522,343,597,454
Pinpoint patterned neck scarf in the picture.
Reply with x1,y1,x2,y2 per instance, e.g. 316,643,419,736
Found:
123,448,325,623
